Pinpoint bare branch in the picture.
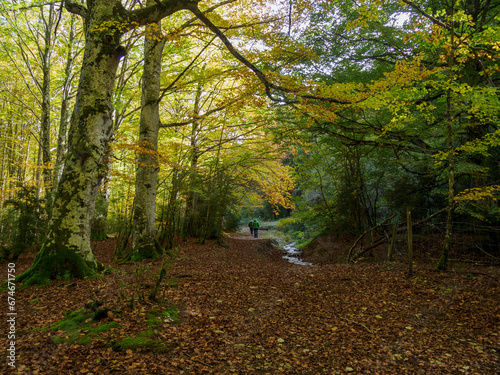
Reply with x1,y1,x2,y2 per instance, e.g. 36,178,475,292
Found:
160,100,237,128
186,3,280,100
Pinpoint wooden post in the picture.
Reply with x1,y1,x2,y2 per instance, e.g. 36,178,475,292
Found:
407,207,413,277
387,222,397,262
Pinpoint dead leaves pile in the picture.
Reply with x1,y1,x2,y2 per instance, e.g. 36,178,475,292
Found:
1,237,499,374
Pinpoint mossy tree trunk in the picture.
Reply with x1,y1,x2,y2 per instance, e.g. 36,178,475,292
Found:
132,4,164,259
55,14,79,189
18,0,189,285
18,1,125,285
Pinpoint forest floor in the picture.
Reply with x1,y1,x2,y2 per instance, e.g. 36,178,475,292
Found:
1,231,499,374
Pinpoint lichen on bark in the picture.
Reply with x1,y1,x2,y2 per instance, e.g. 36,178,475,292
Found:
19,0,126,284
132,5,164,260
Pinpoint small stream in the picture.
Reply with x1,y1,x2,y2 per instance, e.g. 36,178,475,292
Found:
282,242,313,266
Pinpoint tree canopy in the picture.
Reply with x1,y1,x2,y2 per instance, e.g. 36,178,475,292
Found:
0,0,498,280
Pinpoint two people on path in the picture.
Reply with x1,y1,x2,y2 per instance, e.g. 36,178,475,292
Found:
250,218,260,238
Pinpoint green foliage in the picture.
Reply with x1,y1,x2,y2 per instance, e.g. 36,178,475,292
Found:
1,185,45,260
274,0,500,266
223,208,241,232
252,201,293,222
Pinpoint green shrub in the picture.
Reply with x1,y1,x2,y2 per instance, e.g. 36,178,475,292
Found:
2,184,45,259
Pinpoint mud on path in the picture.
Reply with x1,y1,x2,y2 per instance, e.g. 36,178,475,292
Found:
1,237,499,374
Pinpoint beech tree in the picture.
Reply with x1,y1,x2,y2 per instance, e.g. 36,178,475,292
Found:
18,0,203,284
17,0,299,283
132,0,164,260
10,0,497,284
0,1,59,199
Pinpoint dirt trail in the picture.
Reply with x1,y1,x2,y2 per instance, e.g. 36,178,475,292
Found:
1,237,499,374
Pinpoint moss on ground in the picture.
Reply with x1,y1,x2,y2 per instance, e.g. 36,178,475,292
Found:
107,306,178,352
44,308,119,345
146,306,179,328
40,297,178,351
107,336,168,352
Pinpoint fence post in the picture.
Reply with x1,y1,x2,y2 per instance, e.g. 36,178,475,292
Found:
387,222,397,262
407,207,413,277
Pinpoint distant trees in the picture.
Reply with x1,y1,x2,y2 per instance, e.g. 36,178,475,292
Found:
275,0,500,268
8,0,296,283
1,0,497,283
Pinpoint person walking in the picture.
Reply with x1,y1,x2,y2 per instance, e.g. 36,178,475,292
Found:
248,220,254,236
253,218,260,238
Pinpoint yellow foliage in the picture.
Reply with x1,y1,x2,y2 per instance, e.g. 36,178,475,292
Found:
277,216,301,228
455,129,500,157
92,20,140,35
455,185,500,201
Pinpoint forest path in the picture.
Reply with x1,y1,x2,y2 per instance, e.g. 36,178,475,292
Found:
2,237,498,374
229,226,274,240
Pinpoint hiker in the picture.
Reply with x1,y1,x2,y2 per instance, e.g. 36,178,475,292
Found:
248,220,254,236
253,218,260,238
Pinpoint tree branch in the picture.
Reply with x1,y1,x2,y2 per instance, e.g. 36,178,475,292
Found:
186,3,281,101
127,0,197,26
187,3,352,105
308,120,434,154
64,0,87,18
401,0,450,30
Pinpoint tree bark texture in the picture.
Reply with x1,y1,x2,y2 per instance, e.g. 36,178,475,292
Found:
407,207,413,277
19,0,128,284
132,7,164,259
55,14,78,189
183,81,203,237
18,0,192,284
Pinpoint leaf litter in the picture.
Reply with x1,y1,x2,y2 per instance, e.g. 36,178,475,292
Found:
1,236,499,374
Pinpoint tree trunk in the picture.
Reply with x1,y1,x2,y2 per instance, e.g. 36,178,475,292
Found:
161,171,182,250
40,3,55,201
55,14,78,189
387,222,397,262
18,1,127,285
436,4,456,271
183,81,203,237
132,6,164,259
